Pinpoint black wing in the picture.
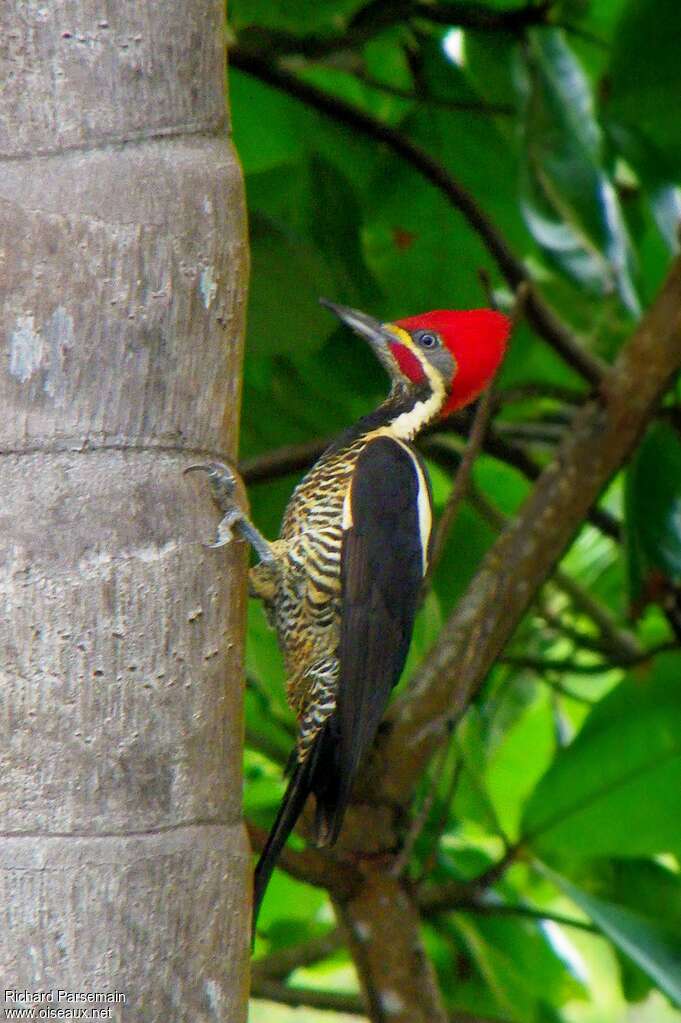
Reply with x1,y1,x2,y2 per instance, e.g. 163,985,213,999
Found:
315,434,432,844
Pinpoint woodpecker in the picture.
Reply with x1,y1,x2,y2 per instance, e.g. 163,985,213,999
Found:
187,300,510,931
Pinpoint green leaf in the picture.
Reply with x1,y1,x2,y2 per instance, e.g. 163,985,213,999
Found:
544,866,681,1007
400,589,443,685
229,72,306,174
448,912,581,1021
247,212,336,359
522,653,681,859
485,688,556,841
626,422,681,608
432,502,496,615
519,29,639,314
230,0,366,34
306,155,380,306
608,0,681,176
579,857,681,1002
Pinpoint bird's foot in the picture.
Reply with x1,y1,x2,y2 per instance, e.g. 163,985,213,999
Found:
184,461,275,562
184,461,248,549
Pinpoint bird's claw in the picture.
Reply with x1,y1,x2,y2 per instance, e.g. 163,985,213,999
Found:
184,461,240,507
184,461,246,549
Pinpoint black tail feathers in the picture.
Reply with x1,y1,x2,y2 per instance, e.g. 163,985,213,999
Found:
252,751,317,941
252,718,357,941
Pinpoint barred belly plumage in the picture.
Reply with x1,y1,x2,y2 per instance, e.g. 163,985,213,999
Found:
251,441,362,760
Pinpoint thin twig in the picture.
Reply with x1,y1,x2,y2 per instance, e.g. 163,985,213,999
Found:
252,928,345,981
468,486,642,661
250,978,365,1015
240,436,332,485
391,727,453,877
423,893,597,933
426,273,517,587
425,429,623,542
419,844,523,915
466,486,646,671
552,568,643,660
235,0,552,63
424,387,496,590
229,48,607,386
534,597,624,657
502,654,617,675
495,420,567,443
418,754,464,882
536,674,597,703
498,382,586,405
347,69,515,116
503,640,680,675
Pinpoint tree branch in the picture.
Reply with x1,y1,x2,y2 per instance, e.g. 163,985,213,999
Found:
247,821,362,901
252,928,345,981
374,256,681,807
424,426,623,542
240,436,333,485
235,1,552,62
346,69,515,116
334,872,449,1023
229,48,607,386
250,978,365,1015
422,893,597,933
502,641,679,675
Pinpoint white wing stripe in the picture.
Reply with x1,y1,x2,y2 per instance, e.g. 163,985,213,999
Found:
392,438,432,575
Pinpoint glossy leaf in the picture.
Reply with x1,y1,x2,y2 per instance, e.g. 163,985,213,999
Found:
519,29,639,313
247,212,337,359
230,0,367,34
626,422,681,608
608,0,681,175
485,688,556,841
523,654,681,859
444,912,581,1021
545,866,681,1007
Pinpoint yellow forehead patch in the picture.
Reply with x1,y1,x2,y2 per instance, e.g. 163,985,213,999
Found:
384,324,416,348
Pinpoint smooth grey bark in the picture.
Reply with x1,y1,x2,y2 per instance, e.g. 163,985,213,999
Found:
0,3,250,1021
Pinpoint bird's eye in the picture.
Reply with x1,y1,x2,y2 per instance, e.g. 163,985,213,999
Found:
415,331,439,349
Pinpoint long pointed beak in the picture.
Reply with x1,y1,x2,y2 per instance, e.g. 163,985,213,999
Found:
319,298,397,359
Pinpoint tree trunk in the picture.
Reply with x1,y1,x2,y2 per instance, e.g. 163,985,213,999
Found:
0,3,249,1021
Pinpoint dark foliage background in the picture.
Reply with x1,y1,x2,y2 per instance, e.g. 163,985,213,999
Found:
227,1,681,1019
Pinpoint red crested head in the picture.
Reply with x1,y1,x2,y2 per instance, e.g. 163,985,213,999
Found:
318,298,511,434
393,308,510,416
